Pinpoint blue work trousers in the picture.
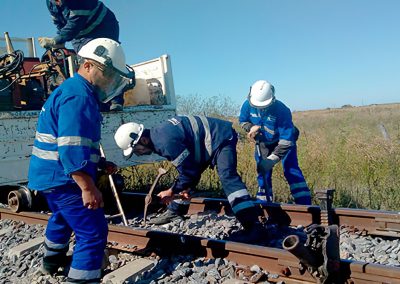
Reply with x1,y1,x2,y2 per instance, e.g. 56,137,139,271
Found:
256,144,311,205
42,184,108,282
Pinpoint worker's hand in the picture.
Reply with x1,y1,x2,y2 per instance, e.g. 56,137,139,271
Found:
258,155,280,173
178,189,191,201
38,37,64,49
82,186,104,210
104,161,118,175
247,125,261,142
157,188,174,204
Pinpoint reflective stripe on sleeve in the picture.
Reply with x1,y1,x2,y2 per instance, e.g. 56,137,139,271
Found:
278,139,293,146
36,132,57,144
171,149,190,167
184,115,212,163
57,136,99,148
185,116,201,163
32,146,59,160
76,3,107,37
173,199,191,205
198,116,212,159
69,2,101,16
263,126,275,135
32,147,99,163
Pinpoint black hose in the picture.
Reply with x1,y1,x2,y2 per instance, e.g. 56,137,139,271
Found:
0,50,24,77
0,50,25,92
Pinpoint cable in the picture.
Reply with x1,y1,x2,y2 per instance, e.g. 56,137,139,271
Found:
0,50,24,77
0,50,24,92
0,77,20,92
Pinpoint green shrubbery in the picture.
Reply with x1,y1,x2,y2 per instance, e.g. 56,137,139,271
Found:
121,99,400,211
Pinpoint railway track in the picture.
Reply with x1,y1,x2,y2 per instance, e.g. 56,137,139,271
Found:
2,190,400,284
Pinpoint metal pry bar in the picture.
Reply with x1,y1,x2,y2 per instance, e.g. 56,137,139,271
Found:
99,144,128,226
143,167,168,225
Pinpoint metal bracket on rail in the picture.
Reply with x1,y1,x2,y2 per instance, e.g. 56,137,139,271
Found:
283,189,340,283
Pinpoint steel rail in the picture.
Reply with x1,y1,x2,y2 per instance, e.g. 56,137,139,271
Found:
2,208,400,283
121,192,400,237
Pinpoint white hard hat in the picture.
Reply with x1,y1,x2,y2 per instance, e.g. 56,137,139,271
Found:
248,80,275,108
78,38,135,103
114,122,144,158
78,38,129,75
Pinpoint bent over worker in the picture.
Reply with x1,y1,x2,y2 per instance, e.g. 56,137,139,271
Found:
239,80,311,205
39,0,125,111
114,116,268,243
28,38,134,283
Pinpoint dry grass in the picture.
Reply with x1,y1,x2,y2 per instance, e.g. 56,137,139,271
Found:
121,103,400,211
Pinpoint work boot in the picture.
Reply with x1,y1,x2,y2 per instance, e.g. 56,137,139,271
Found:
148,209,184,225
227,222,269,245
64,277,100,283
39,254,72,276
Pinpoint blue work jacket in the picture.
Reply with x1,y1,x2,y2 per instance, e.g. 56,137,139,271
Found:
150,116,235,193
28,74,102,191
47,0,118,45
239,99,295,158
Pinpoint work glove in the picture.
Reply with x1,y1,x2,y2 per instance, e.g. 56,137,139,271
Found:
247,125,261,142
258,154,280,173
38,37,64,49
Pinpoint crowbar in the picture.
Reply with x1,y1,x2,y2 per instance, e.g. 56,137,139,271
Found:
99,144,128,226
143,167,168,225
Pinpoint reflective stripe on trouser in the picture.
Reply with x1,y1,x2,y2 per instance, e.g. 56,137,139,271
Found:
42,185,108,281
215,135,259,228
281,146,311,205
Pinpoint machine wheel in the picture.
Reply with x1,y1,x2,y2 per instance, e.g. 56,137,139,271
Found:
7,186,33,213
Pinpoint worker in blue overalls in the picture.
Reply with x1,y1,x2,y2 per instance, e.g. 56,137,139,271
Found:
114,116,269,243
28,38,134,283
239,80,311,205
38,0,124,111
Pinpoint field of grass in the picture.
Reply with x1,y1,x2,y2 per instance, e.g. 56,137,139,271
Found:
121,103,400,211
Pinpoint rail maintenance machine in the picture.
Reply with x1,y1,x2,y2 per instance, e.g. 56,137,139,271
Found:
0,32,176,212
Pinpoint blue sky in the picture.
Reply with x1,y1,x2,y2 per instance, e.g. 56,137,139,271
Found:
1,0,399,111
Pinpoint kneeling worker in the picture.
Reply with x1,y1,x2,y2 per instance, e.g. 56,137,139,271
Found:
114,116,268,243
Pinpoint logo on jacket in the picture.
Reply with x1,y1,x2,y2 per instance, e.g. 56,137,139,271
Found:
168,118,180,126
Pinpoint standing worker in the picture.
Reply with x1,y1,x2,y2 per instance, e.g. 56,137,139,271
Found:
28,38,134,283
38,0,125,111
239,80,311,205
114,116,269,243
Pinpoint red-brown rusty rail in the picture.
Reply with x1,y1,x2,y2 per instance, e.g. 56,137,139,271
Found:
2,208,400,283
122,193,400,237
